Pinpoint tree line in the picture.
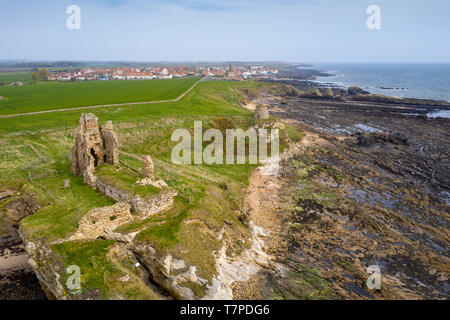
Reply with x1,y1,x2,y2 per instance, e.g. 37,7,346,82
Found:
31,68,48,84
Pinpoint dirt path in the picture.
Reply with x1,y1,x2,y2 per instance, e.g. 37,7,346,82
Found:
0,78,202,119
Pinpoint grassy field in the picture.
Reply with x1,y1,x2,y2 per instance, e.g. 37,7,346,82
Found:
0,72,31,86
0,80,304,299
0,77,199,116
0,81,250,134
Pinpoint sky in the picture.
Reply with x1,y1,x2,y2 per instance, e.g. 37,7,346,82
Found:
1,0,449,62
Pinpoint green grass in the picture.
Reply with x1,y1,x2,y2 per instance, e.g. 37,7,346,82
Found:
51,240,119,298
20,157,115,242
117,196,188,234
0,72,31,86
51,239,162,300
95,164,161,198
0,81,255,135
136,204,189,248
0,77,198,115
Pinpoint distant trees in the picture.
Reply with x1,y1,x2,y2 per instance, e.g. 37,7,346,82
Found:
38,68,48,81
31,72,39,84
30,68,48,84
0,61,85,68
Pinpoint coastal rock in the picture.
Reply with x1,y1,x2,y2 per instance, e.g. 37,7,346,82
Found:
347,86,369,95
434,164,450,188
20,236,67,300
132,243,205,299
0,189,15,201
131,221,272,300
5,194,40,225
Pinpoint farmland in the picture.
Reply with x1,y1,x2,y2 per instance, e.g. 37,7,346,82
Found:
0,77,199,116
0,72,31,86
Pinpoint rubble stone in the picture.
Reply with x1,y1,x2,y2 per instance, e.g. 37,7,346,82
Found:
69,202,132,241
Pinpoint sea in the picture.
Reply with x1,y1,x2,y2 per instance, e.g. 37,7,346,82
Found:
306,63,450,104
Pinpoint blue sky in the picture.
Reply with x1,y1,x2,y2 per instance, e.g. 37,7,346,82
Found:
1,0,449,62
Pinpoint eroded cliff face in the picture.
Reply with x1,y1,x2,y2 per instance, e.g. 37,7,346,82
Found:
131,221,273,300
19,207,273,300
0,192,47,300
20,236,66,299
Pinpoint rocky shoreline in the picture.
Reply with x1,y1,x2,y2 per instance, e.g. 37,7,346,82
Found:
239,83,449,299
0,230,47,300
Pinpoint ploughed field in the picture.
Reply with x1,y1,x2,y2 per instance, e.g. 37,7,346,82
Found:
0,77,199,116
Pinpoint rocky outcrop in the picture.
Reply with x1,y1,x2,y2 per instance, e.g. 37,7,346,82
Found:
0,189,15,202
292,88,343,100
254,104,269,120
132,243,209,299
4,193,40,225
132,222,273,300
347,86,369,95
20,236,67,300
70,113,119,180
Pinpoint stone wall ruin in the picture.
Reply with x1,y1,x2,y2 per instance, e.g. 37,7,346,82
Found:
71,113,119,180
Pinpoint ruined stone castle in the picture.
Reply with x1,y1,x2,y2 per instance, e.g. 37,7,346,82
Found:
71,113,119,179
69,113,176,219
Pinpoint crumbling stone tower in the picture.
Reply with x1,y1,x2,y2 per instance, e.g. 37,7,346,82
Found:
254,104,269,120
142,155,155,181
71,113,119,177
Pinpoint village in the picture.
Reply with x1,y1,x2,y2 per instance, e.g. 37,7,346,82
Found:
46,64,279,82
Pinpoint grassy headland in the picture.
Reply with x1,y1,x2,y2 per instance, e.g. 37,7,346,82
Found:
0,79,303,299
